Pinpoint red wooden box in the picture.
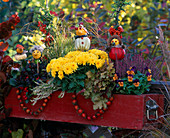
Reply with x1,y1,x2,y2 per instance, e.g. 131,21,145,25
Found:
5,88,164,130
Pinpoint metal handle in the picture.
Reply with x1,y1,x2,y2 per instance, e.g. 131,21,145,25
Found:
146,100,159,121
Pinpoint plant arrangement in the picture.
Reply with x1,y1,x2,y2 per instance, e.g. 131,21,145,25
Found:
115,66,153,95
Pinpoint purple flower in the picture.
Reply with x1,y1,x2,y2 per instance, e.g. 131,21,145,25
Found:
133,79,139,83
128,74,133,77
144,66,148,70
131,66,136,71
146,72,151,76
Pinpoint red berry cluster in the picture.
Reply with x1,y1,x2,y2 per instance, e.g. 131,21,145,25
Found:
38,21,47,34
0,12,20,40
16,88,51,116
72,94,114,121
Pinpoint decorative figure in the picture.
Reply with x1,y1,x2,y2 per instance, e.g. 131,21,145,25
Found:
107,35,125,60
14,44,27,61
75,23,90,51
29,45,44,60
29,45,44,73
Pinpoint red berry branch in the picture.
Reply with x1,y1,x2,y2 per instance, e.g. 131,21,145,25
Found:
72,94,114,121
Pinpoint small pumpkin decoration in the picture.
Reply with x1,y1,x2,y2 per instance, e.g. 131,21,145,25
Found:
107,35,125,60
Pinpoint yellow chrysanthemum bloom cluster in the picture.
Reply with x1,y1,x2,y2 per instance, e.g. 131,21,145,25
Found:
46,49,109,80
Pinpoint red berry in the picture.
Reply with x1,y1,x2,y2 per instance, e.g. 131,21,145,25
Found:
99,110,104,114
44,99,48,103
17,95,21,99
42,103,46,107
40,107,44,111
72,100,77,104
106,101,111,106
103,108,108,111
110,97,114,101
74,105,79,110
82,113,86,118
97,113,100,116
20,103,24,107
16,90,19,94
26,109,30,113
48,96,51,100
72,95,76,99
78,109,83,114
37,109,41,113
87,116,91,120
92,115,97,119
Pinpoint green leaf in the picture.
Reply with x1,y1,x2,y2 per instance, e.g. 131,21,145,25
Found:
56,80,61,85
76,74,86,79
9,78,18,86
26,68,31,71
25,100,29,104
68,81,75,89
78,80,84,87
90,68,95,73
76,87,82,93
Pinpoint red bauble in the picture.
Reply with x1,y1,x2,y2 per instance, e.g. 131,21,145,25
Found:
106,101,111,106
109,47,125,60
78,109,83,114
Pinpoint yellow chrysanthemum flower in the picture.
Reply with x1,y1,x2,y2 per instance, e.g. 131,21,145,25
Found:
70,62,78,71
58,71,64,80
63,63,74,75
95,59,105,69
46,64,51,73
52,63,61,72
46,49,109,78
51,70,56,78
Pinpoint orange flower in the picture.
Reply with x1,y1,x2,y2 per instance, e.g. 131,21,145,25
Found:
2,0,9,2
127,70,135,75
113,73,119,81
133,82,140,87
118,81,124,87
148,69,151,73
147,75,152,81
128,76,133,82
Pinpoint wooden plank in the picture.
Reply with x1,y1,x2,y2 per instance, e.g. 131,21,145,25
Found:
5,88,164,130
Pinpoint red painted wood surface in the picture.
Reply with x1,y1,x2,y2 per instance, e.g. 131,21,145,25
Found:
5,88,164,130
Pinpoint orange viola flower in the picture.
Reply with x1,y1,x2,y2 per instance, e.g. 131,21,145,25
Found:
128,75,133,82
118,81,124,87
147,75,152,81
127,70,135,75
148,69,151,73
133,82,140,87
113,73,119,81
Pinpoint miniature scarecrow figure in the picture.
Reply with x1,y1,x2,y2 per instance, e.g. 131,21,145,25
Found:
29,45,44,73
14,44,27,61
107,35,125,60
29,45,44,60
75,23,90,51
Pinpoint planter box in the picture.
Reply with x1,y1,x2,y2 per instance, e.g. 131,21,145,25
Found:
5,88,164,130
